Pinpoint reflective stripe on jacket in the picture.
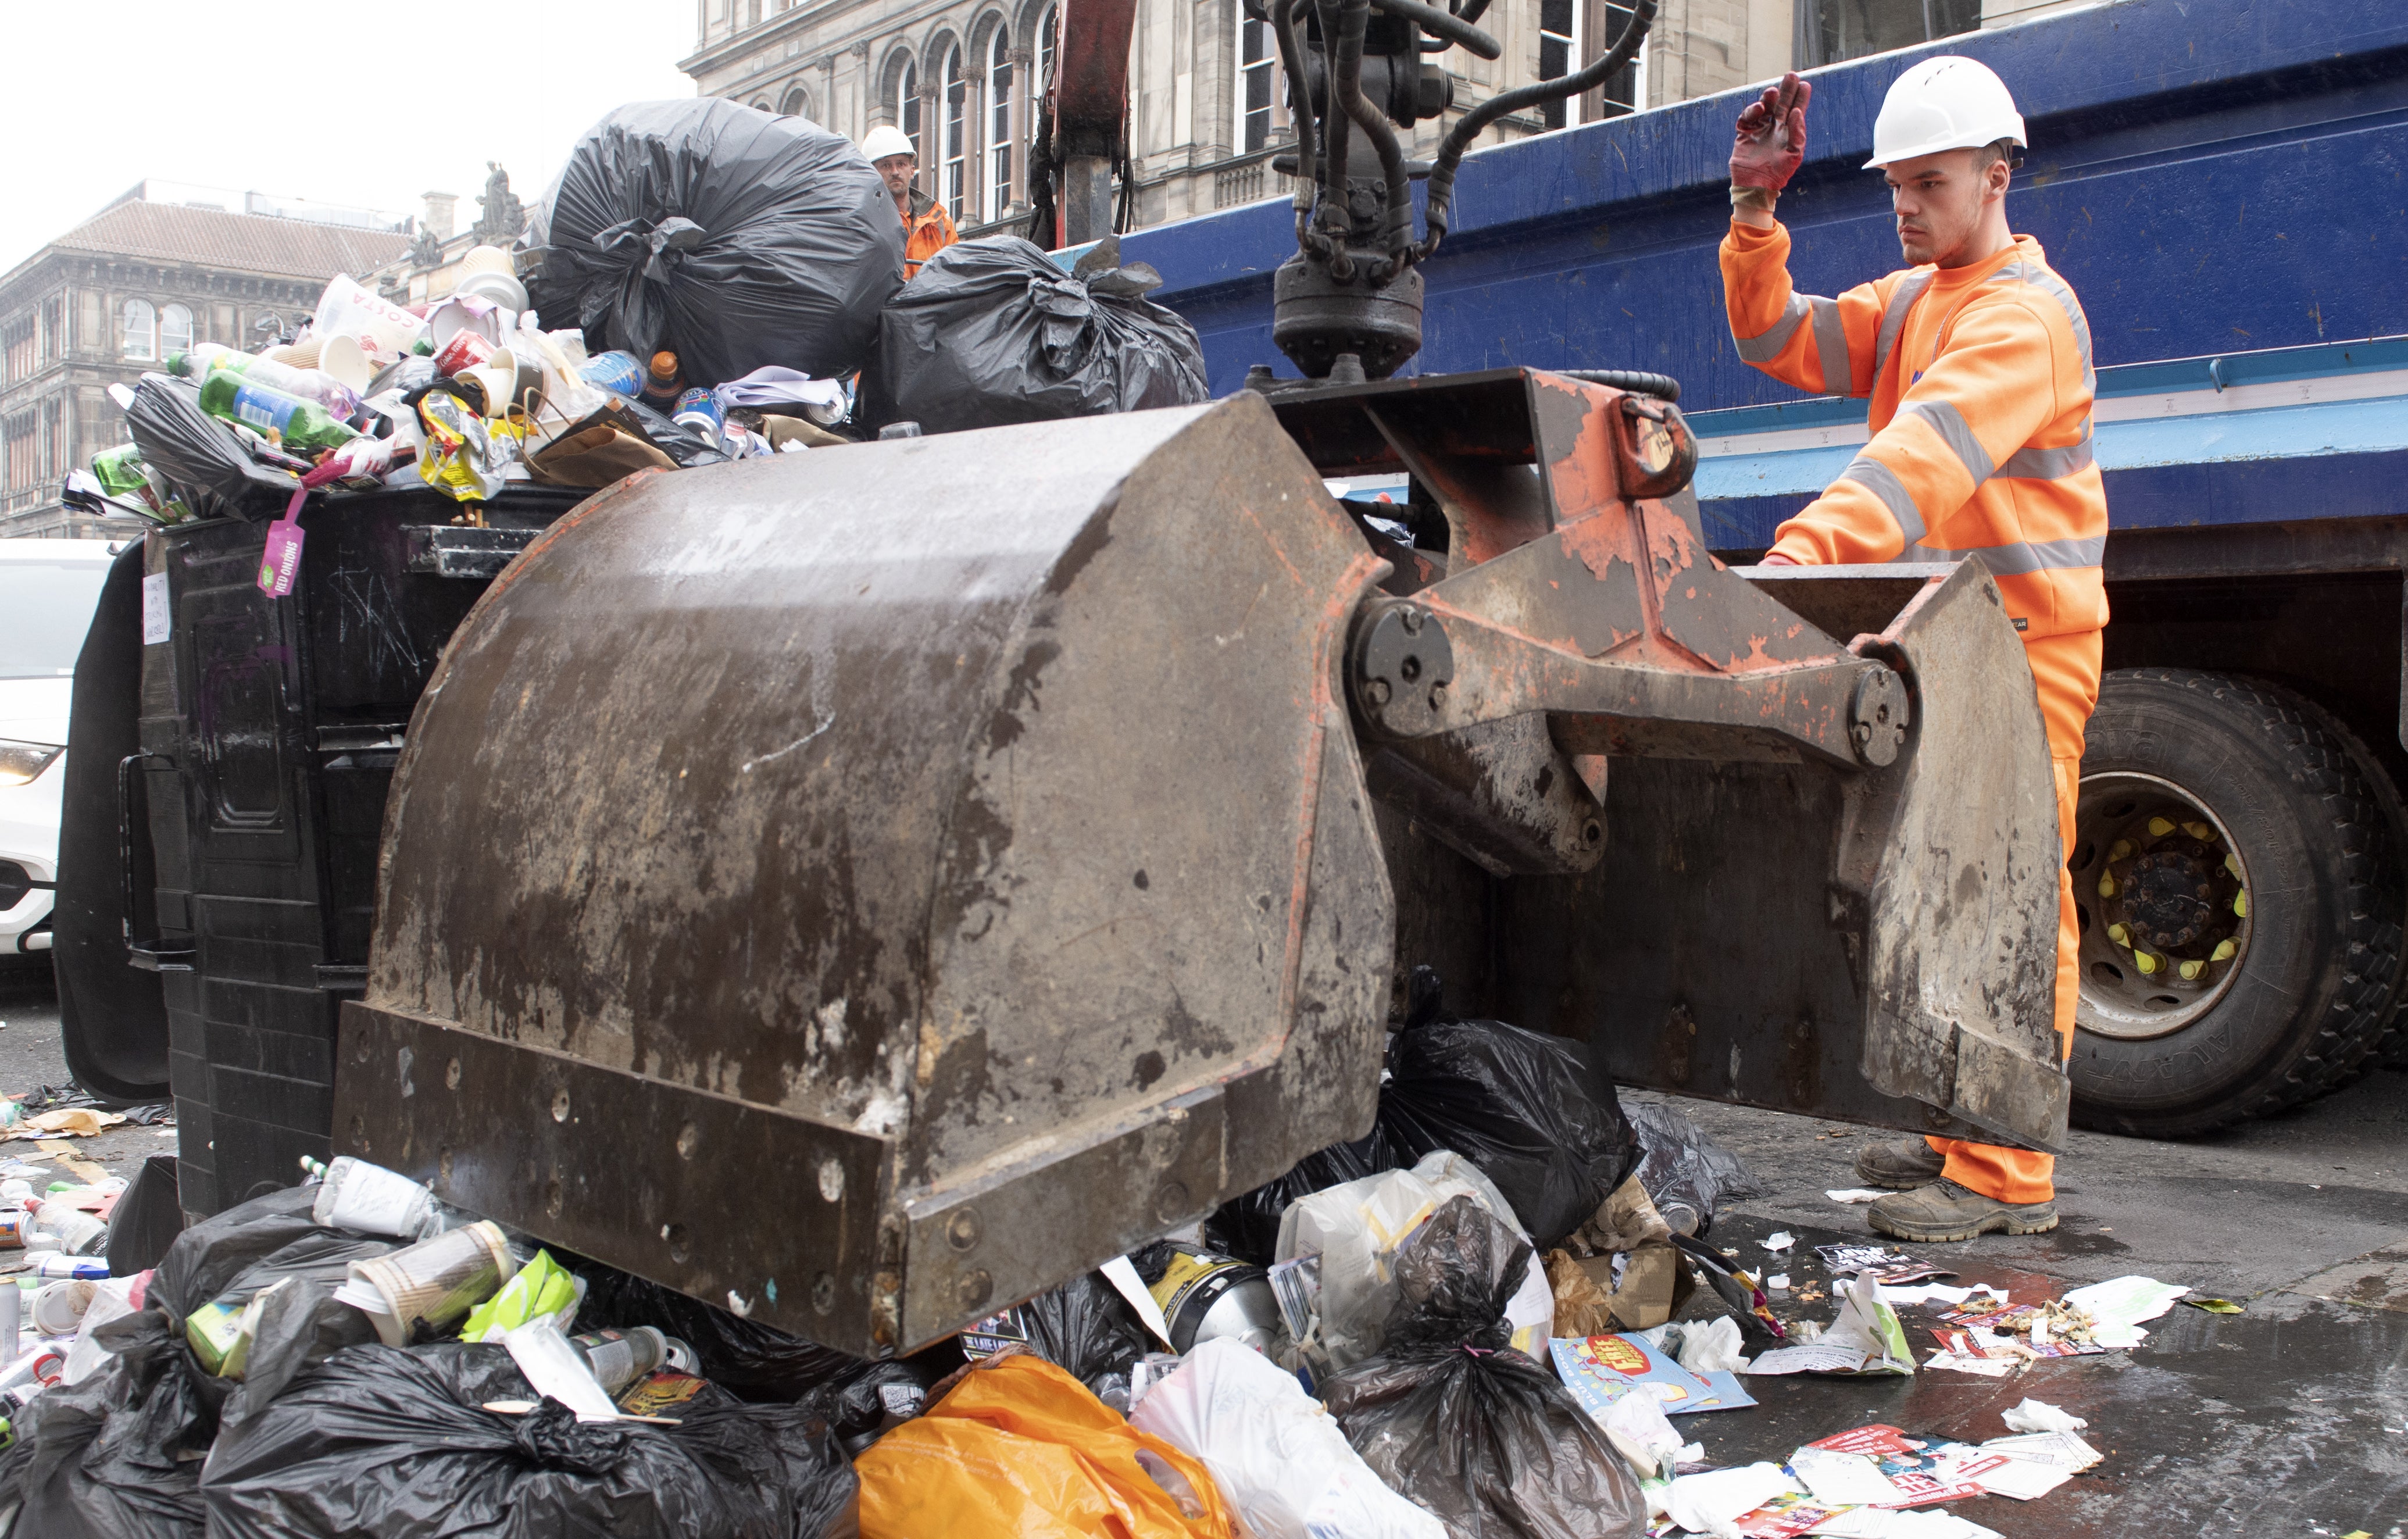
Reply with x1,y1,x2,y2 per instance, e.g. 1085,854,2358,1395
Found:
1720,219,2109,641
903,193,958,280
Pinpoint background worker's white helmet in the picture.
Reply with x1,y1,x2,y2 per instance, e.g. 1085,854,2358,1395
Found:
1864,56,2027,169
861,124,917,163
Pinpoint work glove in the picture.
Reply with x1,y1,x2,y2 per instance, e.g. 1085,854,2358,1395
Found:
1731,72,1810,192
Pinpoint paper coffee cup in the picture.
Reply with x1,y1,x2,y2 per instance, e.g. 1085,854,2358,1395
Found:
315,333,373,394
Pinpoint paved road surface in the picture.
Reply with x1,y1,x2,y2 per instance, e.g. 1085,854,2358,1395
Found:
8,952,2406,1531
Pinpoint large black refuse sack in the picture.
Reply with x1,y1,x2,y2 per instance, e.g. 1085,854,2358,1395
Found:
1321,1198,1647,1539
0,1309,215,1539
123,373,296,522
1379,1010,1639,1248
527,98,900,387
864,235,1208,434
200,1343,857,1539
572,1265,877,1404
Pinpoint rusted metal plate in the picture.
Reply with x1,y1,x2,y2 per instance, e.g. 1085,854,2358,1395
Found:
1492,563,2067,1152
342,395,1396,1354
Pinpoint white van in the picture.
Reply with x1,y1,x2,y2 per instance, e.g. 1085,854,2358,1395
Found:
1,540,123,957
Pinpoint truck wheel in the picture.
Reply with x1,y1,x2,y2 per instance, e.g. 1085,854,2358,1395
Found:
2067,669,2407,1137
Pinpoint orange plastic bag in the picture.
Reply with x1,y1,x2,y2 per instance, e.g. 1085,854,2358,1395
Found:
857,1353,1234,1539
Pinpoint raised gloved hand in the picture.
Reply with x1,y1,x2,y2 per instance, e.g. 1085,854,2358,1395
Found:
1731,72,1811,191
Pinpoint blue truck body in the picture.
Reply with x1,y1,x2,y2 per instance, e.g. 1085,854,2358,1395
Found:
1117,0,2408,569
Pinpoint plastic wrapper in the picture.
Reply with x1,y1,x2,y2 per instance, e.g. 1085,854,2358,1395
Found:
864,235,1208,434
1320,1199,1649,1539
122,373,298,522
1274,1155,1550,1372
1379,1013,1639,1249
0,1308,214,1538
856,1352,1232,1539
415,392,507,502
1132,1337,1445,1539
527,98,900,387
199,1343,858,1539
1624,1101,1767,1239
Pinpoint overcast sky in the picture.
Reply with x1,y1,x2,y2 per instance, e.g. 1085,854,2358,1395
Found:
1,0,699,275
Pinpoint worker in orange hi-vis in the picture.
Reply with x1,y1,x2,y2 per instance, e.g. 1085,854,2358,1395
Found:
862,125,958,280
1723,57,2107,1242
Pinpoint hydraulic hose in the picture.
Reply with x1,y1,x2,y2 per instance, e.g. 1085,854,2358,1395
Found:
1363,0,1500,58
1412,0,1655,261
1270,0,1331,259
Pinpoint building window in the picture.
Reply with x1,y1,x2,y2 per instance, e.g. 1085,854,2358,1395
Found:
1798,0,1978,67
1539,0,1643,130
942,44,969,222
1037,2,1057,86
781,85,810,117
160,303,194,359
987,29,1016,222
1236,10,1276,153
122,299,156,362
896,59,923,159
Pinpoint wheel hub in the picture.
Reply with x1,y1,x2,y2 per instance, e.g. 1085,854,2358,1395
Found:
2074,775,2252,1040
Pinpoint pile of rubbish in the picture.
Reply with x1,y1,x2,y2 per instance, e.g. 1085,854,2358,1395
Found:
0,973,2187,1538
64,97,1210,545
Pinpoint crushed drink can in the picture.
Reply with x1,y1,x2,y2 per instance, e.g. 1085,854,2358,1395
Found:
580,351,644,398
673,387,725,437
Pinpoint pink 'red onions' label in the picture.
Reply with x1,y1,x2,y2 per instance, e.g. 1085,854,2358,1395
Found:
258,489,308,597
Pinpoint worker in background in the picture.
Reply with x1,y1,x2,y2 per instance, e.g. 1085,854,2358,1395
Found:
1723,58,2107,1242
860,124,957,280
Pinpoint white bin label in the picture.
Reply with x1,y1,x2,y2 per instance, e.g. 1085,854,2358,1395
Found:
141,572,169,645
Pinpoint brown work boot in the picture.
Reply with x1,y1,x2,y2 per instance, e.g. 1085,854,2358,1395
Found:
1854,1137,1946,1190
1867,1179,2057,1242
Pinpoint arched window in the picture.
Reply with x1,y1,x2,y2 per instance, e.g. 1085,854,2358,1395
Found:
780,85,810,119
941,44,969,222
1237,7,1275,152
121,300,155,361
160,303,194,359
1036,2,1057,86
987,28,1015,223
1539,0,1643,129
893,58,924,160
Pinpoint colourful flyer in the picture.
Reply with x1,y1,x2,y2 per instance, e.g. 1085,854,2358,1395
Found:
1549,1333,1759,1417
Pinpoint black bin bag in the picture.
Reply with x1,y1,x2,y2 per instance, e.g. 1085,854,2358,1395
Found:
199,1343,857,1539
123,373,297,522
863,235,1208,434
1378,974,1641,1247
526,98,902,387
1321,1197,1648,1539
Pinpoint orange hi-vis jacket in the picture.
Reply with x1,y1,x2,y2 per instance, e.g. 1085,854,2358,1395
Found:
902,190,958,280
1720,219,2109,643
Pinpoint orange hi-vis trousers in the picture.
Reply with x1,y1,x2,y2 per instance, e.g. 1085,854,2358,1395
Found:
1925,628,2102,1205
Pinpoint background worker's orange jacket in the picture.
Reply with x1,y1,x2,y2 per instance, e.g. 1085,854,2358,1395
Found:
1722,217,2109,1206
1720,219,2108,643
902,191,958,280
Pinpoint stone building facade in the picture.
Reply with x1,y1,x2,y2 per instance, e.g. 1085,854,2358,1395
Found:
0,188,408,539
679,0,2078,238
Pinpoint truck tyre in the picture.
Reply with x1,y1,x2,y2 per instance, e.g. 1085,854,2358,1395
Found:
2068,669,2406,1137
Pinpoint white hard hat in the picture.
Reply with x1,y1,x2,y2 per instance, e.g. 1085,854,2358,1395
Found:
1864,56,2027,169
861,125,917,163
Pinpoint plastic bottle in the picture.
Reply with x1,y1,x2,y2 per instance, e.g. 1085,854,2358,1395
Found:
641,351,684,406
197,371,360,454
197,353,361,420
168,342,246,379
